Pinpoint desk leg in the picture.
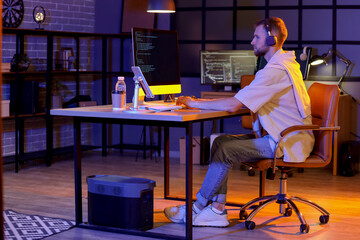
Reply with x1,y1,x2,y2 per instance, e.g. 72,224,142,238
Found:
102,123,107,156
220,119,224,133
74,118,82,225
200,122,204,165
164,127,170,198
158,127,162,157
143,126,147,159
185,122,193,240
120,124,123,153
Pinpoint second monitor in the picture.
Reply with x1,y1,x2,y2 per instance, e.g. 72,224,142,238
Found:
200,50,257,86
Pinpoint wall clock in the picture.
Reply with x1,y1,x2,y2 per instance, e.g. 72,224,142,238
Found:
2,0,25,28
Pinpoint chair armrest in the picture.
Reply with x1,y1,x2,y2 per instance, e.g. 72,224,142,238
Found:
280,124,320,137
270,125,341,175
280,125,340,138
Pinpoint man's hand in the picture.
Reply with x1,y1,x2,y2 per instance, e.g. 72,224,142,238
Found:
176,96,244,112
176,96,196,108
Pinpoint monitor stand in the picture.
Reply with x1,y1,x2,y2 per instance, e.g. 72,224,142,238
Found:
163,94,175,103
123,78,155,113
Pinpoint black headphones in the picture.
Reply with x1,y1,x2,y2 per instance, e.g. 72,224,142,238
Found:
264,18,276,46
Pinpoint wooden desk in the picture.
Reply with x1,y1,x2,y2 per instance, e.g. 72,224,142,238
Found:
51,105,249,240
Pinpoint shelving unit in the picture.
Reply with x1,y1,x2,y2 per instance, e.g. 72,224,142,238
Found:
2,28,132,172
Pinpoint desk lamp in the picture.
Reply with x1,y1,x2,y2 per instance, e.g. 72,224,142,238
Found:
147,0,175,13
310,49,352,89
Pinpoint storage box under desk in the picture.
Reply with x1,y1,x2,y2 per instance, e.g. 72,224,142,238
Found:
87,175,155,231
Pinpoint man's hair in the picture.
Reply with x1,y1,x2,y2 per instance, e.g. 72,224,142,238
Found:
254,17,288,46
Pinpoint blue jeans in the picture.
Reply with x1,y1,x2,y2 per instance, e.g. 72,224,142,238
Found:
196,134,275,207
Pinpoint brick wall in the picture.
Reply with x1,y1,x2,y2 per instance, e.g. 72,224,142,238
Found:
2,0,96,157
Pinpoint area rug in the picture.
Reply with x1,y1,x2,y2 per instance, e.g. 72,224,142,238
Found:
3,209,75,240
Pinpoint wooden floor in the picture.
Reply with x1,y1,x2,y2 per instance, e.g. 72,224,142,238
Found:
3,150,360,239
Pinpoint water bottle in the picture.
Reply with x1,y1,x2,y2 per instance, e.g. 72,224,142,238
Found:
112,76,126,110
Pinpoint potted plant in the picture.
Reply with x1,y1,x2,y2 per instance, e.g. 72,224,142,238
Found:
10,54,31,72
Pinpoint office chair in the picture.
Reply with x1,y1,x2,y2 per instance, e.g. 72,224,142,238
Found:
239,82,340,233
240,75,255,130
235,75,258,174
240,75,270,177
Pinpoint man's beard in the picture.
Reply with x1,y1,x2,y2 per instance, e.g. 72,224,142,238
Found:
254,45,268,57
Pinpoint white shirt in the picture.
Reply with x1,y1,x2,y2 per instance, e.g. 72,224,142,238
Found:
235,50,314,162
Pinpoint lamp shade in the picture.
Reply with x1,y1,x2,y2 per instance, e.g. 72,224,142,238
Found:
310,51,331,66
309,48,352,89
310,56,326,66
147,0,175,13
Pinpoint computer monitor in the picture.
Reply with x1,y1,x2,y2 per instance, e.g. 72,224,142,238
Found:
200,50,257,86
132,27,181,98
257,47,312,80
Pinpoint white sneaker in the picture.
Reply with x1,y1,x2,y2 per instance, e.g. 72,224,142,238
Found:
164,204,198,223
193,205,229,227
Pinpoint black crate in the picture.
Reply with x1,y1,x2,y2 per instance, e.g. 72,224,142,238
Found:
87,175,155,230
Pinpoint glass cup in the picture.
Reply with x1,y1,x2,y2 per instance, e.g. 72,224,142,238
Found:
112,91,126,110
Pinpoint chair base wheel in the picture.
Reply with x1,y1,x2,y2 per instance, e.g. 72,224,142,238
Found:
319,215,329,224
245,220,256,230
300,223,309,233
284,207,292,217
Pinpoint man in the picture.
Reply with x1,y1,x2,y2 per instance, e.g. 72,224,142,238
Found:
164,17,314,227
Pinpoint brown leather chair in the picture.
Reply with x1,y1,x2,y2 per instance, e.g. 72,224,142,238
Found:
241,75,273,178
239,75,264,179
240,75,255,130
239,82,340,233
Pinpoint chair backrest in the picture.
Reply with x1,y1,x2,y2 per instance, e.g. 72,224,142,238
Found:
308,82,340,162
240,75,255,129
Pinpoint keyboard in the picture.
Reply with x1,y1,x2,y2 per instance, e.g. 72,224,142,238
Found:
139,104,183,112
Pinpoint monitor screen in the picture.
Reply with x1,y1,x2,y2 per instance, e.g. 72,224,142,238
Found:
200,50,257,85
132,27,181,96
257,47,312,80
